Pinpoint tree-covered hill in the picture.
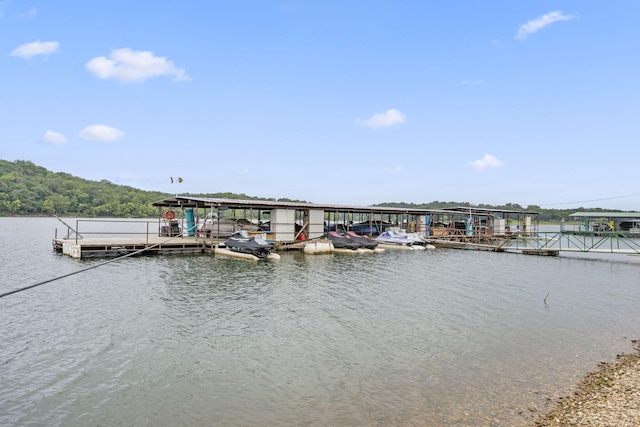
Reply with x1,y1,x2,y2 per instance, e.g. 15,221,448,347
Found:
0,160,170,217
0,160,307,217
0,159,626,221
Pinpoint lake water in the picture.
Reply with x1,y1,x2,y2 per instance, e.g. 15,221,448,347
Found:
1,218,640,426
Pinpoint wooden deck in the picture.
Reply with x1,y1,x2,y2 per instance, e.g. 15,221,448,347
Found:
53,236,220,258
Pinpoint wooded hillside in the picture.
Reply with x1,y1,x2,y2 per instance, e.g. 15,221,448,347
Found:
0,159,624,221
0,160,305,217
0,160,168,217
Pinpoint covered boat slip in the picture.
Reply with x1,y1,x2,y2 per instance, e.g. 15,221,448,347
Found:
567,211,640,235
51,197,640,258
427,206,540,240
423,207,558,254
426,208,640,255
52,197,545,258
51,199,443,258
148,197,553,253
149,196,443,243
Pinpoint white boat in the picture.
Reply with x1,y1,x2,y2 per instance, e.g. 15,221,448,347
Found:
375,230,435,249
197,213,262,237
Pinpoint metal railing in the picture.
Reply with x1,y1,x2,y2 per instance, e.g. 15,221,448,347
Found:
427,228,640,255
54,219,164,245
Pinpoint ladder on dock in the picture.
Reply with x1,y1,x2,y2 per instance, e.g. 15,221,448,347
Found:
56,216,84,240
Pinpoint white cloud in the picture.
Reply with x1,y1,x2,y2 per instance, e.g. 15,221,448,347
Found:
470,154,503,171
43,130,67,144
85,48,189,83
516,11,575,40
79,125,125,142
11,40,60,58
361,109,406,129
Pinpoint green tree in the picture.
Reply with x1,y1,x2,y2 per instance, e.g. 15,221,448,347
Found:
9,199,22,214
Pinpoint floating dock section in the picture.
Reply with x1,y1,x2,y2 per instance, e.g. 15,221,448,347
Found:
53,236,210,258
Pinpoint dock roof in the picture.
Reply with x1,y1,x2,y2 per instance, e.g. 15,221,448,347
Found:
151,196,454,215
569,211,640,219
445,206,539,215
151,196,543,219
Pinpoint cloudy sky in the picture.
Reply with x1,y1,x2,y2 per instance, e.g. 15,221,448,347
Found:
2,1,639,209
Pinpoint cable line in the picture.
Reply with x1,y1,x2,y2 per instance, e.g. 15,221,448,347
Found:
0,231,196,299
538,193,640,207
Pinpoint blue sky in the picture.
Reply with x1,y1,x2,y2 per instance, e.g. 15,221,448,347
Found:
2,1,639,210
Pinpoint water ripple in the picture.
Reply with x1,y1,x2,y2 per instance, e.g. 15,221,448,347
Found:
2,219,640,426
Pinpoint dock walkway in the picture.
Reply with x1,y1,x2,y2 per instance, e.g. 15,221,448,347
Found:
53,236,215,258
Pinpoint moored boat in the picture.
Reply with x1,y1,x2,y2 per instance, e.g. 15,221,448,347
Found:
375,230,435,249
393,229,431,245
345,231,378,249
325,231,361,250
225,230,275,258
375,230,415,246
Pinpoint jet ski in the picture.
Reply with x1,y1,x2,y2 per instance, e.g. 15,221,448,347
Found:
392,229,430,245
225,230,275,258
325,231,361,250
345,231,378,249
375,230,434,249
375,230,415,246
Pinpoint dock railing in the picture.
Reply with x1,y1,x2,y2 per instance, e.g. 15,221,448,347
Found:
426,227,640,255
499,230,640,254
55,219,167,245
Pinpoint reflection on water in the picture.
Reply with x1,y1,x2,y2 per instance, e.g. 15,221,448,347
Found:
1,218,640,426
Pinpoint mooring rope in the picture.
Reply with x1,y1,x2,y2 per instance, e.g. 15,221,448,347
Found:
0,226,200,299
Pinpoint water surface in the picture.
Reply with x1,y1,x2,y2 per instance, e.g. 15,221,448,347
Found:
1,218,639,426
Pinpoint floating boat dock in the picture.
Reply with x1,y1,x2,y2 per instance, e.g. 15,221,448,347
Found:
53,197,447,258
52,197,640,259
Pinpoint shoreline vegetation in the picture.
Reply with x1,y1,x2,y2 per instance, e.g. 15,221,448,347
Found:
534,342,640,426
1,160,633,220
